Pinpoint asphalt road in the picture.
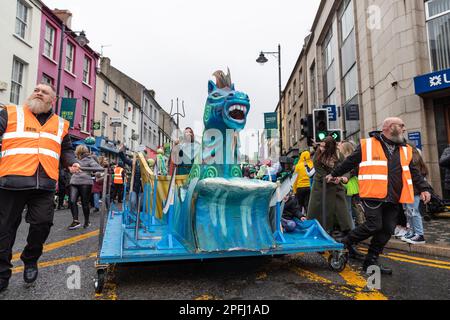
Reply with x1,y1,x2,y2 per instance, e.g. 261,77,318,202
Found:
1,207,449,301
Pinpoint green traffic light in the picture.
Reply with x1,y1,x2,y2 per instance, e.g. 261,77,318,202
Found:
318,132,327,141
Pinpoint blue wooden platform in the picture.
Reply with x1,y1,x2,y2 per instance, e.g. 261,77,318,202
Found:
98,211,344,265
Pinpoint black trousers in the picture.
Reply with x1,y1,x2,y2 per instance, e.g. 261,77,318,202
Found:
346,200,400,257
111,184,124,203
0,188,55,281
296,187,311,215
69,185,92,223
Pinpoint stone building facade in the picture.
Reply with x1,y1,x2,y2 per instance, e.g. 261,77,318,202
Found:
280,0,450,197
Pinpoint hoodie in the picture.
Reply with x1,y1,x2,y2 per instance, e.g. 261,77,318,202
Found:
293,151,314,191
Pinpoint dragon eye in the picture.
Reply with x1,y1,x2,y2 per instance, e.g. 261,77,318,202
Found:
212,93,221,98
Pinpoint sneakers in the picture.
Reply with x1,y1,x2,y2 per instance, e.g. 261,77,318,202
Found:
406,234,426,245
83,222,91,229
23,264,38,284
394,226,408,239
68,221,82,230
401,230,415,242
363,258,393,275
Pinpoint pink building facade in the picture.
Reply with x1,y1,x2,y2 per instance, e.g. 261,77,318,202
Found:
37,6,99,142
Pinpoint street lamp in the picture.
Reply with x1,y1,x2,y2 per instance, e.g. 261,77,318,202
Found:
256,44,283,155
55,25,90,115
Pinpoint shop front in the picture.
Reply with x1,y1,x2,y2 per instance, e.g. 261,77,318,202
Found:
415,68,450,199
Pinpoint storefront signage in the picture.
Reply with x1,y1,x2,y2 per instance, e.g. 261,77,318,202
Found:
408,132,422,150
345,104,360,121
414,68,450,95
60,98,77,127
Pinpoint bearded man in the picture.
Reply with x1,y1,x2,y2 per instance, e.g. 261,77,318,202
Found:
0,83,80,293
326,117,432,275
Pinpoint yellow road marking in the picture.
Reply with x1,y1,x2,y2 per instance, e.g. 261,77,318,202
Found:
291,266,361,299
195,294,216,300
358,247,450,269
383,252,450,266
12,252,97,274
12,230,99,262
338,266,388,300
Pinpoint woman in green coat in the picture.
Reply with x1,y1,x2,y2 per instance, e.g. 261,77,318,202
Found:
307,137,353,234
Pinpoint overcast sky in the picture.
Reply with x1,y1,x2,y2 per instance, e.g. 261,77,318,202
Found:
44,0,320,136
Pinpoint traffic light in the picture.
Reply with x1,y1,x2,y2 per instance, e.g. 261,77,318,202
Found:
313,109,329,142
300,114,313,139
328,130,343,143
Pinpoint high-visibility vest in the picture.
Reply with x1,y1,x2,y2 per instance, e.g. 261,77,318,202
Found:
359,137,414,204
0,105,69,181
114,167,124,184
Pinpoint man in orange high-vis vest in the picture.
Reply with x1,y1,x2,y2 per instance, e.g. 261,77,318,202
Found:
0,84,80,293
111,162,125,204
327,118,432,275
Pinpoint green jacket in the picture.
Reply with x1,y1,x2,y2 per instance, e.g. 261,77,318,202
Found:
307,152,353,232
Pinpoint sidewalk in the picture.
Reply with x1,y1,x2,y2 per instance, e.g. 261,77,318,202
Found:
363,217,450,258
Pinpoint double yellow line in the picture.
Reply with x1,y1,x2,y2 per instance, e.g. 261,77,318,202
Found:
358,247,450,270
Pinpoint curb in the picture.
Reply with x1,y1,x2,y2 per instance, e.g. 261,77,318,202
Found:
362,239,450,259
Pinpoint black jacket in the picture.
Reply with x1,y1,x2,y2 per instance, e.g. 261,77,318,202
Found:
118,151,142,193
0,109,77,191
331,132,432,203
440,146,450,191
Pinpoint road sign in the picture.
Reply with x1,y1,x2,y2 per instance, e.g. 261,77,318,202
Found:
323,105,337,122
408,132,422,150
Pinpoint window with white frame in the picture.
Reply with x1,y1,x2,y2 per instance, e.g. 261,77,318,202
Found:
101,112,107,137
44,23,56,59
15,1,29,39
114,91,119,111
143,123,148,144
81,98,89,132
153,108,157,122
426,0,450,71
83,56,91,84
132,106,137,123
42,73,54,86
103,83,109,103
124,100,129,117
299,69,304,94
10,58,25,104
65,42,75,73
123,124,128,143
64,87,73,98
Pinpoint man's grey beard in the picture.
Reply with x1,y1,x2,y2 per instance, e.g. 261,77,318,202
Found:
390,132,406,144
27,98,52,114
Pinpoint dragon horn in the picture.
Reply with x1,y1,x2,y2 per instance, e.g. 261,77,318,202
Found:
213,70,226,89
226,67,232,86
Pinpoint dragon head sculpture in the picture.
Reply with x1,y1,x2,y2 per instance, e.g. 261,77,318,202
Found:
204,69,250,132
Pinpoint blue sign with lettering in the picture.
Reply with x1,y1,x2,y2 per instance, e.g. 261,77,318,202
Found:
408,132,422,150
414,68,450,95
323,105,337,121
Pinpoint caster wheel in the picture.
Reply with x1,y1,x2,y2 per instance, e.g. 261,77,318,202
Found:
328,252,347,273
94,269,106,294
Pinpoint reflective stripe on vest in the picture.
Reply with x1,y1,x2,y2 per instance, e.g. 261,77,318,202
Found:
359,137,414,204
0,105,69,181
114,168,124,184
